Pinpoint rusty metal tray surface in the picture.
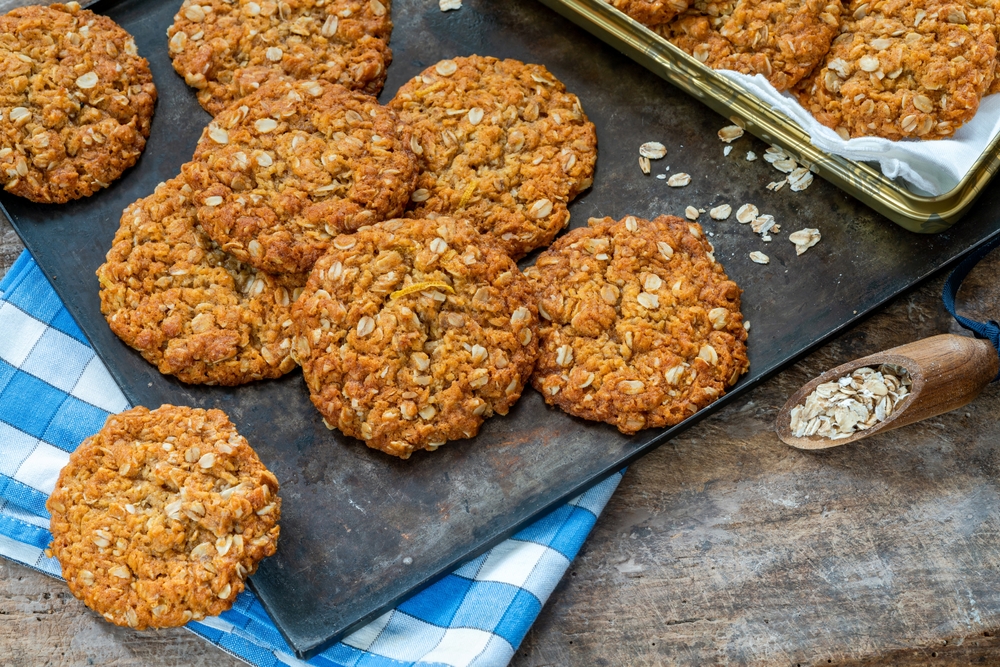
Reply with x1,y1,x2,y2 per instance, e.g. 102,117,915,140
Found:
539,0,1000,234
6,0,1000,658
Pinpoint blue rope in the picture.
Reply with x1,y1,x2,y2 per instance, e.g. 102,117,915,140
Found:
942,234,1000,381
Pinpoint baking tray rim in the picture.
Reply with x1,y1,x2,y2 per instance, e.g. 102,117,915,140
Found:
538,0,1000,233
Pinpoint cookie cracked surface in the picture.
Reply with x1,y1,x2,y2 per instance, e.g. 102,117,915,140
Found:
167,0,392,116
796,0,997,140
291,217,540,459
525,215,749,434
390,55,597,260
185,78,417,275
606,0,691,26
660,0,843,92
0,2,156,203
46,405,281,630
97,177,303,386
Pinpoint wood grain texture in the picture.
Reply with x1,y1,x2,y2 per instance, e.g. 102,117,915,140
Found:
7,204,1000,665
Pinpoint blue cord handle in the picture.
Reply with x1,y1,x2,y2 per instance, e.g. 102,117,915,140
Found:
942,234,1000,381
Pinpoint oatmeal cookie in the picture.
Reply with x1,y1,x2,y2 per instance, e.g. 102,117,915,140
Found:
796,0,997,140
389,56,597,260
606,0,690,26
97,177,303,385
167,0,392,116
185,78,417,275
290,217,539,459
0,2,156,203
660,0,843,91
526,215,749,434
46,405,280,630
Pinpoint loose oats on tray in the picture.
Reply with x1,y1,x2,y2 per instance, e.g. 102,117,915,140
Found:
167,0,393,116
525,214,749,434
389,55,597,260
290,217,540,459
184,77,417,275
97,177,303,386
46,405,281,630
0,2,156,203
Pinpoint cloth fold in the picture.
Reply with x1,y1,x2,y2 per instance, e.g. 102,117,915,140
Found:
0,250,623,667
720,71,1000,196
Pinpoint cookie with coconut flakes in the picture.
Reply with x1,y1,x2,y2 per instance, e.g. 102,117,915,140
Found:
167,0,392,116
525,214,749,434
291,217,539,459
0,2,156,203
660,0,842,92
97,177,303,385
795,0,996,140
46,405,280,630
185,77,417,275
389,55,597,260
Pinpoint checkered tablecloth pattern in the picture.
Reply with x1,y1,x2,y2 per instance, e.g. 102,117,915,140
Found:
0,250,623,667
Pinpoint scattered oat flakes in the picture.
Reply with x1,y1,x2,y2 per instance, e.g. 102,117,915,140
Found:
667,173,691,187
724,145,732,156
788,167,814,191
639,141,667,159
685,205,699,220
746,151,757,161
709,204,732,220
440,0,462,10
749,251,770,264
744,321,751,332
639,155,651,174
735,203,758,223
767,179,787,191
789,365,911,439
763,146,788,163
718,125,744,143
772,159,797,173
789,228,821,255
656,174,667,180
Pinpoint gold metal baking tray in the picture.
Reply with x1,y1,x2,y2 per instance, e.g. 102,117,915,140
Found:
539,0,1000,233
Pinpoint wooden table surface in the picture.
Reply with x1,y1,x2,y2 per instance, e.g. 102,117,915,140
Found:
5,217,1000,667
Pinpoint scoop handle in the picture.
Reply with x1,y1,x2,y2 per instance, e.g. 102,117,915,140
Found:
877,333,997,431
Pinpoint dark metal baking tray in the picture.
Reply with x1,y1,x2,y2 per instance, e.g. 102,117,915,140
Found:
4,0,1000,659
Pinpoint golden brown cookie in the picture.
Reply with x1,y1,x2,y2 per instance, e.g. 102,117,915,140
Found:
185,78,417,275
389,56,597,260
291,217,540,459
796,0,997,140
525,215,749,434
0,2,156,203
97,177,303,386
660,0,843,92
46,405,280,630
167,0,392,116
606,0,690,26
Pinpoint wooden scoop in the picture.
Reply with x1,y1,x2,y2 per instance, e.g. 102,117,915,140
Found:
776,334,998,450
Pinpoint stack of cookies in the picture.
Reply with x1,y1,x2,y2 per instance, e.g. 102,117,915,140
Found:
610,0,1000,140
96,0,749,460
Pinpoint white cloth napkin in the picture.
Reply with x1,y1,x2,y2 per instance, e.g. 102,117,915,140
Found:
719,71,1000,196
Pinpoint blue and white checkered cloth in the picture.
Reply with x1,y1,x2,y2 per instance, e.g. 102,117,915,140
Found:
0,250,623,667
